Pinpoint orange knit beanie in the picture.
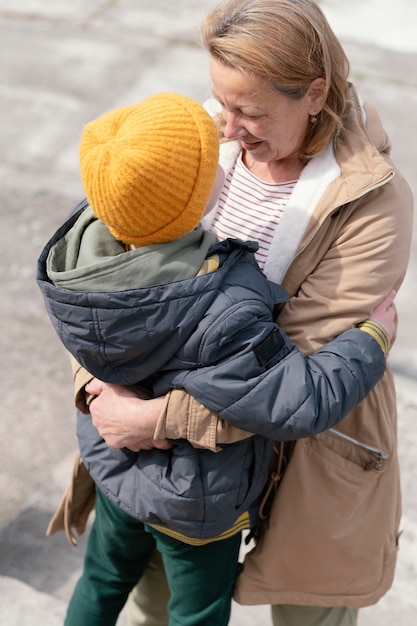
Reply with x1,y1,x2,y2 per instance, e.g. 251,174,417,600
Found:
79,93,219,246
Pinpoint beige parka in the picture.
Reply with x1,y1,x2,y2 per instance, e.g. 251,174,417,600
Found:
154,84,414,607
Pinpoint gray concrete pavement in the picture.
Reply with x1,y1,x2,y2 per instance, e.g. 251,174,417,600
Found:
0,1,416,624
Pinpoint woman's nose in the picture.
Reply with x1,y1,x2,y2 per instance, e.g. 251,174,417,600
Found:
222,112,245,139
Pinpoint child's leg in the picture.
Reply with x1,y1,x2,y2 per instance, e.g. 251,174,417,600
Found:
150,527,242,626
126,548,170,626
65,488,155,626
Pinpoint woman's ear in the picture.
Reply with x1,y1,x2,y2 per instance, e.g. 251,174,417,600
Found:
308,77,326,116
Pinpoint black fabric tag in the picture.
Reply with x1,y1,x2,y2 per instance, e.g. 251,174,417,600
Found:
253,328,287,369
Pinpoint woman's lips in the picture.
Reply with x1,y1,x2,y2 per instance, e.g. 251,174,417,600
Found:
240,139,263,151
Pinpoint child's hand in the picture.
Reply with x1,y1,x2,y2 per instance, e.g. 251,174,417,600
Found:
369,289,397,340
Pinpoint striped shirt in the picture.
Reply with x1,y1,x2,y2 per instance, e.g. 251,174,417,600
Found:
211,155,297,270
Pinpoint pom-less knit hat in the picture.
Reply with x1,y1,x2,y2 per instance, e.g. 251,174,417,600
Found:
79,93,219,246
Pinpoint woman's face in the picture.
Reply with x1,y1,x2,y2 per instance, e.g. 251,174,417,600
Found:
210,58,323,165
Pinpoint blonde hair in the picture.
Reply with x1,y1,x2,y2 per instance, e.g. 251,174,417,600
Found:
201,0,350,158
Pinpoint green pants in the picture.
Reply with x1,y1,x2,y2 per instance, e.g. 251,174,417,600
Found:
64,488,241,626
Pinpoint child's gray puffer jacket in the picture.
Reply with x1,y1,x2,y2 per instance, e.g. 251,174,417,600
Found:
36,201,387,540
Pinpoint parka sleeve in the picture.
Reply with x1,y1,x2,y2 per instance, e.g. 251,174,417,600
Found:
154,389,253,452
71,355,94,414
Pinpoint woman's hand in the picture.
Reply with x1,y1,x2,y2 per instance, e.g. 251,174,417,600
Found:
85,379,172,451
369,289,397,339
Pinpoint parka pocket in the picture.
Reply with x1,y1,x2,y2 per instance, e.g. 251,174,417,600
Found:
297,432,384,531
317,428,390,473
283,431,397,594
243,430,399,600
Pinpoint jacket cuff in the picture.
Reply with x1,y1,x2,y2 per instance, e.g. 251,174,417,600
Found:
357,320,390,355
156,389,253,451
156,389,220,451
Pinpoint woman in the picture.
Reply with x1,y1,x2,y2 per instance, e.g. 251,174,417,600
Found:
63,1,413,625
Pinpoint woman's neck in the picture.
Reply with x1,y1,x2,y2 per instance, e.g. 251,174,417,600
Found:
242,151,306,184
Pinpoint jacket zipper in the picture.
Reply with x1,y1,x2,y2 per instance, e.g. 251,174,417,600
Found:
296,172,395,471
328,427,390,471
